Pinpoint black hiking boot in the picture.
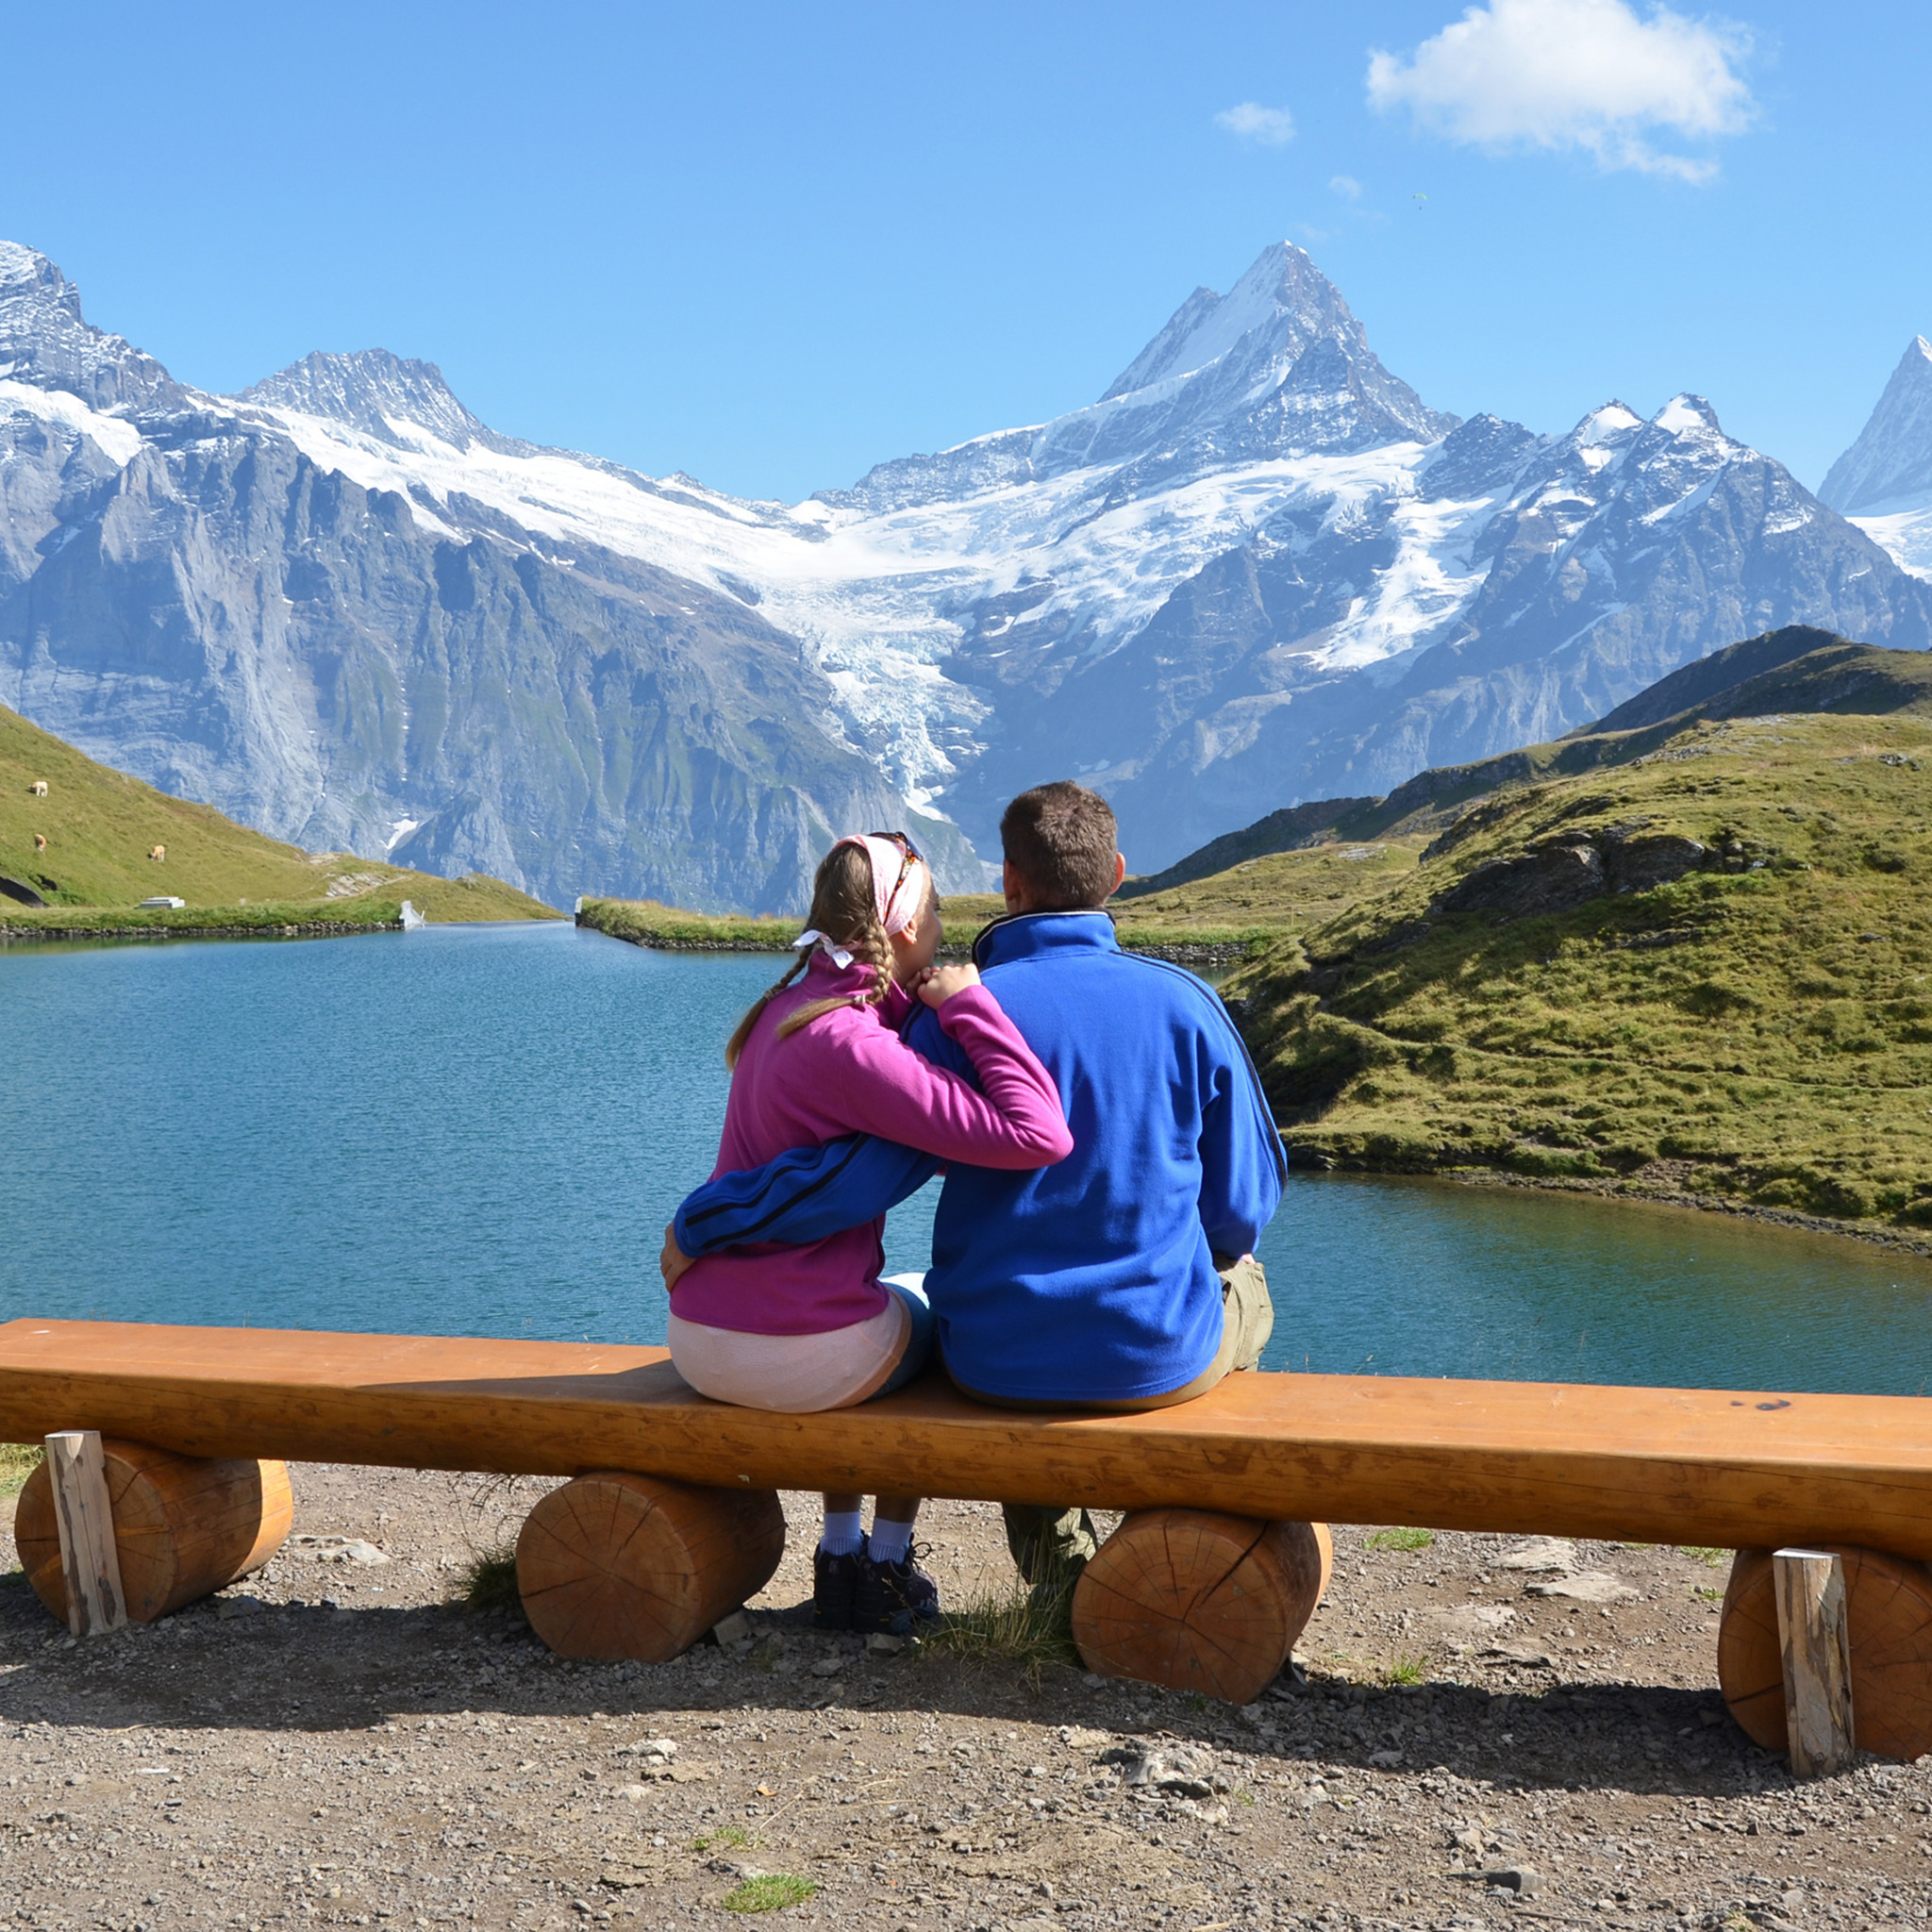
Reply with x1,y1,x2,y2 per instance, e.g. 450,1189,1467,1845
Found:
856,1544,941,1636
812,1541,866,1632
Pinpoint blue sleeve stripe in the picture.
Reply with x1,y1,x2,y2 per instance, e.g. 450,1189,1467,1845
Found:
680,1136,871,1240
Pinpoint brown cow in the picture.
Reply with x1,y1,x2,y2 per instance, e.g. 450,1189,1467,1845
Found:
33,834,46,852
148,844,166,862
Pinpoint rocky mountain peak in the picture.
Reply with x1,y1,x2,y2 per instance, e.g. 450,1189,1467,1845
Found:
0,241,78,311
237,347,516,456
1820,336,1932,514
824,240,1457,514
1099,242,1366,403
0,240,181,415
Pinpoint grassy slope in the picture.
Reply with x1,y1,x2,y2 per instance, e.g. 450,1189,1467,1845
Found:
1225,708,1932,1230
0,704,557,926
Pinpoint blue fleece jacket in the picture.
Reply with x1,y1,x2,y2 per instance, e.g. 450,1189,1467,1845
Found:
672,910,1284,1403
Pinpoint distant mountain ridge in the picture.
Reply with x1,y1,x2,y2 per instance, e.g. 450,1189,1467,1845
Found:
1128,626,1932,893
0,236,1929,908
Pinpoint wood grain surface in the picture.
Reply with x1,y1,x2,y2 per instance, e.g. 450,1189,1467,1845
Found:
1718,1543,1932,1761
5,1318,1932,1556
1774,1548,1857,1777
1072,1511,1326,1703
515,1473,785,1662
14,1438,291,1624
41,1431,125,1636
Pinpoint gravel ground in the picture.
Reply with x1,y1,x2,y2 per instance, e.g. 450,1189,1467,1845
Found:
3,1464,1929,1931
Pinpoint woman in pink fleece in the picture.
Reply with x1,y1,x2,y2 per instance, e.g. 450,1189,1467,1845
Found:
667,830,1072,1633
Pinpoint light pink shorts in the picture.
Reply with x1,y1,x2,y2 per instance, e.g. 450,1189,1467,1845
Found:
668,1293,912,1413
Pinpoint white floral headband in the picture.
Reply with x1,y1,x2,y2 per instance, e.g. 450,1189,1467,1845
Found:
792,831,927,968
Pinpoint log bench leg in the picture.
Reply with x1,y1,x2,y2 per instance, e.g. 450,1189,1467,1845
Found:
14,1438,292,1627
1718,1543,1932,1763
1070,1508,1329,1705
515,1472,786,1663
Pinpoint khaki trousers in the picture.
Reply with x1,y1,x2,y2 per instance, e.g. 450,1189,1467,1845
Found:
991,1255,1275,1591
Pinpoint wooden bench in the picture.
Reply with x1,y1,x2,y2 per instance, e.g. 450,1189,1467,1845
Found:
5,1316,1932,1761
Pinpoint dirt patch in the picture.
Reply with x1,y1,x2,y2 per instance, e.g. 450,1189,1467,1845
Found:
2,1467,1928,1928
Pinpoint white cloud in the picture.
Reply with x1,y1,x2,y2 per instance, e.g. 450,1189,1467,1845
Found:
1366,0,1753,182
1216,101,1297,146
1328,174,1364,201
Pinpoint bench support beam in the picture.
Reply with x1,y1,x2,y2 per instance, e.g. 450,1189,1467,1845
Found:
1071,1509,1328,1705
515,1472,785,1663
16,1438,291,1626
1718,1542,1932,1763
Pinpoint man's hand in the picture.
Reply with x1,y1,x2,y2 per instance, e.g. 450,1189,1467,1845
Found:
913,962,981,1008
659,1223,695,1291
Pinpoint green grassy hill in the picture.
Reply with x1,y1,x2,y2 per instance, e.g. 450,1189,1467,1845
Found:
1225,700,1932,1233
0,704,558,929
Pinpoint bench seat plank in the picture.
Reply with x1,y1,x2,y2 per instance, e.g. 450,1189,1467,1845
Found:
3,1318,1930,1557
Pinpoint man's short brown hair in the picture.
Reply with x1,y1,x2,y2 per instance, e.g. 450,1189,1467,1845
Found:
1000,781,1120,908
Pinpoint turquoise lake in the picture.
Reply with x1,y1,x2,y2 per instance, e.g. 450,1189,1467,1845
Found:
3,918,1929,1394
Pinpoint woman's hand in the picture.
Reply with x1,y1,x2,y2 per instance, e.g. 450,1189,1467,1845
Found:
914,961,981,1008
659,1223,695,1290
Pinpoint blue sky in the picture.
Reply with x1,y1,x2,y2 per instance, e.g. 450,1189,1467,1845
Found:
6,1,1927,502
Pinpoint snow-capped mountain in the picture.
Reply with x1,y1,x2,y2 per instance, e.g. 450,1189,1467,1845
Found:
0,242,972,910
1822,337,1932,580
0,235,1925,907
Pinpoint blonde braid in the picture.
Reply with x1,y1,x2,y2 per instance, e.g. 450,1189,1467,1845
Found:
768,842,909,1045
724,952,809,1070
773,902,892,1041
847,915,896,1016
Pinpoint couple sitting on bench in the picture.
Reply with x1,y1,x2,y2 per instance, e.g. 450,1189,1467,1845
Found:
659,780,1285,1635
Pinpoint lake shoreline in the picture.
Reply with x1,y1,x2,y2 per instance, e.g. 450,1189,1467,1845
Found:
0,916,402,943
575,911,1260,970
1311,1156,1932,1262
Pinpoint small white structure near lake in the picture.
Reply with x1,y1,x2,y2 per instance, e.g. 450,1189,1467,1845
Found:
139,896,186,909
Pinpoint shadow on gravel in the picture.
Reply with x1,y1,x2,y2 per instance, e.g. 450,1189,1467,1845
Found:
0,1579,1795,1800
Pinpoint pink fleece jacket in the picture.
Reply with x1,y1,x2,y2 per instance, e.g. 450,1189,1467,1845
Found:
670,953,1074,1336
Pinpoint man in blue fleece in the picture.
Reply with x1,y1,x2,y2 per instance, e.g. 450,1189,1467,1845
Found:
666,780,1284,1590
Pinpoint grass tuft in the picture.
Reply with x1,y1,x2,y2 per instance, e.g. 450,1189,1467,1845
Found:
692,1826,752,1853
458,1547,523,1616
1678,1545,1730,1568
721,1874,818,1913
0,1442,43,1500
921,1574,1080,1671
1364,1526,1436,1553
1381,1653,1428,1687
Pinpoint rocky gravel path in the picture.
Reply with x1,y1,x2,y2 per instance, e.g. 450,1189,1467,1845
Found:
2,1464,1928,1931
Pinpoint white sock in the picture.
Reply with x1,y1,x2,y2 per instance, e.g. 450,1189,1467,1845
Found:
819,1509,864,1557
869,1516,915,1565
